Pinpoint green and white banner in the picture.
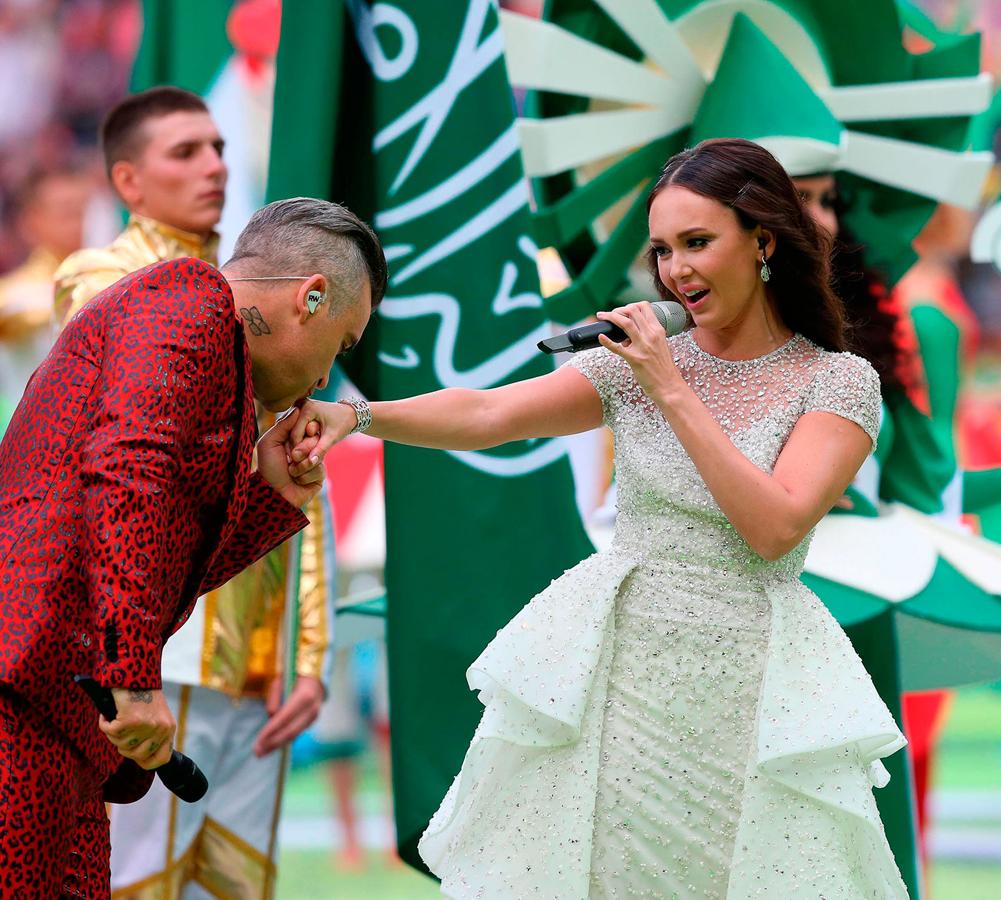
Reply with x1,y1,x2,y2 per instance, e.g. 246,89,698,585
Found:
268,0,592,867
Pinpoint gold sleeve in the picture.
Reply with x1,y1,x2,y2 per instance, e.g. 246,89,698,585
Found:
53,249,131,325
294,491,335,687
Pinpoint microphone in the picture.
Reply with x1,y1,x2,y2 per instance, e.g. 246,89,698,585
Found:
538,300,688,354
74,674,209,803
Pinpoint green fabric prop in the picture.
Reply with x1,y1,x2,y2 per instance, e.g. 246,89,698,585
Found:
268,0,592,871
880,390,958,515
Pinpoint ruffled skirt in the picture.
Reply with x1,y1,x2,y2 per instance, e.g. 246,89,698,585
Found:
419,550,908,899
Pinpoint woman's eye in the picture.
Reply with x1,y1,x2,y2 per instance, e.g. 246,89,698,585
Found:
652,245,669,258
688,237,708,249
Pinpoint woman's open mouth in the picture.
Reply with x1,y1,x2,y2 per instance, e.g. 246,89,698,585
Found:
683,289,710,308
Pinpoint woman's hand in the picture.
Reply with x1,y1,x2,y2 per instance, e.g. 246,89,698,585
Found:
596,302,685,403
285,399,358,478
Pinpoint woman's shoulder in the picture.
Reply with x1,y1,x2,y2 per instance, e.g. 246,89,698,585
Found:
562,344,626,372
797,337,880,383
791,339,882,445
796,336,884,410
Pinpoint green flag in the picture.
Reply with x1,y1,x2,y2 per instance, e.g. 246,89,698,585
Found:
268,0,592,868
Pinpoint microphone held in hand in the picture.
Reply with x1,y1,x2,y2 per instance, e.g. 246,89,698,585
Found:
537,300,688,354
74,675,209,804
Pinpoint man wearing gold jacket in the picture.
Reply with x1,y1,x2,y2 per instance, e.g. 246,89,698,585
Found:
55,86,335,900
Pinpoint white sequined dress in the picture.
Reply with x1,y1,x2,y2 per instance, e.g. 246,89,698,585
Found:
419,331,909,899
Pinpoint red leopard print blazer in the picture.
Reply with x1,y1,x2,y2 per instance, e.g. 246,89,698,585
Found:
0,258,308,785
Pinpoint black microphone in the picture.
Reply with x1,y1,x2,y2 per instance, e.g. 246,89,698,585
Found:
538,300,688,354
74,674,209,803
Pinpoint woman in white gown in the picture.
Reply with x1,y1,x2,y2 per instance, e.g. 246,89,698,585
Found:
294,138,908,898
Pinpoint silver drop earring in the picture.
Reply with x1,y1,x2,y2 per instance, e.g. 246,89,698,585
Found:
760,253,771,283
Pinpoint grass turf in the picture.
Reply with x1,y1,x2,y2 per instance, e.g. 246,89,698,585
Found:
276,686,1001,898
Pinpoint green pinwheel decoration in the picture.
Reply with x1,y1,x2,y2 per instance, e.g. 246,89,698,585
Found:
501,0,993,323
803,499,1001,691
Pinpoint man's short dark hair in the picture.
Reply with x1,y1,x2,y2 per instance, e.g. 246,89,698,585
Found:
100,86,209,178
227,198,388,311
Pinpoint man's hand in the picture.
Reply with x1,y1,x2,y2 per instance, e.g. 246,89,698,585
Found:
101,689,175,770
286,400,358,480
253,675,325,757
257,407,325,507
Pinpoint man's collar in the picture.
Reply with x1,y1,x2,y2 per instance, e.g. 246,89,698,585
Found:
127,214,221,265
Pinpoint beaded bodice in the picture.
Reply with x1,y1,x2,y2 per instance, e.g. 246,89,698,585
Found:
567,330,881,580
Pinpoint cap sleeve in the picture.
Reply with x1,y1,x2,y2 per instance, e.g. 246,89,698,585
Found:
803,352,882,450
560,347,629,425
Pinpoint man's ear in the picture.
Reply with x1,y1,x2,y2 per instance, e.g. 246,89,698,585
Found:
110,160,140,208
296,275,327,321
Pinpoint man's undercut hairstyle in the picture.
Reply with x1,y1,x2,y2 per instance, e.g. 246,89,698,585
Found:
100,86,209,178
227,198,388,311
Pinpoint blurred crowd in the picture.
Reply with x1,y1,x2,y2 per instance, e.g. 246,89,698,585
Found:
0,0,138,273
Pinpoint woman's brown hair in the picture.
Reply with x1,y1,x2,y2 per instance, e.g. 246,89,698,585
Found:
645,138,846,351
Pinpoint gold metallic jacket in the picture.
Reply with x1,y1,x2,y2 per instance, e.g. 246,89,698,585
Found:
54,214,221,324
53,215,335,696
0,247,59,336
1,248,60,406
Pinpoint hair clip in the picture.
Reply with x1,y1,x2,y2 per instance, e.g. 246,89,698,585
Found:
729,181,753,208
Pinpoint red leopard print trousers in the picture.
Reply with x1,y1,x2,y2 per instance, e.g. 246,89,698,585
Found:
0,688,110,898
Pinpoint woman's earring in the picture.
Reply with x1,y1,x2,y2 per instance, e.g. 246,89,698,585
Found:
760,253,771,283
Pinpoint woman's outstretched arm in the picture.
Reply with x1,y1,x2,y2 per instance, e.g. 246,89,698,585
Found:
289,365,604,463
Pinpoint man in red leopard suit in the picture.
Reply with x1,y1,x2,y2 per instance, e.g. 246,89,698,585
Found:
0,196,386,898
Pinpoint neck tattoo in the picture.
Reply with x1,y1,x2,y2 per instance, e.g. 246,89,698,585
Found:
239,306,272,336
